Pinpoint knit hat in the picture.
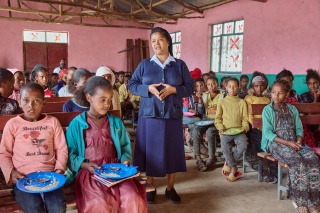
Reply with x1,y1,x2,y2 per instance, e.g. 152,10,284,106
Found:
190,68,202,81
96,66,115,85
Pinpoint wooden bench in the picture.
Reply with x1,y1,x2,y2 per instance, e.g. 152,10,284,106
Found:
45,96,71,102
0,110,154,212
42,102,65,113
250,103,320,200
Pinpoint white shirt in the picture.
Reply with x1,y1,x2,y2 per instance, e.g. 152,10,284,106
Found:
58,85,73,97
53,67,62,74
150,54,176,69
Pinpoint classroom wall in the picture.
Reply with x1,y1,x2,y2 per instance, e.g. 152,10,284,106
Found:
0,20,148,72
155,0,320,76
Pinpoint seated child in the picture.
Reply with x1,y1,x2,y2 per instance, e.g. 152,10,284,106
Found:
299,69,320,147
0,68,21,115
63,68,92,112
119,74,135,119
276,69,317,148
58,67,76,97
66,76,147,213
202,73,210,91
55,69,67,94
244,73,276,182
31,66,55,98
96,66,121,111
219,76,230,98
23,70,30,84
9,70,25,104
238,74,249,99
215,77,249,182
261,79,320,213
182,78,203,148
0,83,68,213
115,71,125,92
47,73,59,89
299,69,320,103
192,76,223,172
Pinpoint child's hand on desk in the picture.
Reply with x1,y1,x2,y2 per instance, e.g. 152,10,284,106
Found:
219,129,224,135
122,160,130,167
11,169,24,184
81,162,99,173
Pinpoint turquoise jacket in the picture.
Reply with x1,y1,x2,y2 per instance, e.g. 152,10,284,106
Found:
261,102,303,152
66,112,131,181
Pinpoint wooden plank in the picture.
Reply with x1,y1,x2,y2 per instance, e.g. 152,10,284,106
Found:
45,97,71,103
257,152,271,158
291,103,320,114
251,118,262,129
42,102,64,113
250,104,265,115
0,110,121,131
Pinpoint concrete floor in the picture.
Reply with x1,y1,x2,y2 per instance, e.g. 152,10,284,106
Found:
69,124,297,213
146,158,295,213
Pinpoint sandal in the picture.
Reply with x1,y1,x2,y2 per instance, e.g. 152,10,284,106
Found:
221,162,231,177
196,160,207,172
263,175,277,184
292,202,309,213
206,158,216,167
225,171,242,182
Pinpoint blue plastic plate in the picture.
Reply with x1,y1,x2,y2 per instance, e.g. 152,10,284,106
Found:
195,120,214,126
16,171,66,193
94,163,137,180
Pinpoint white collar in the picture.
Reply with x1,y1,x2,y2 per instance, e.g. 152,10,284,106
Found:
150,54,175,69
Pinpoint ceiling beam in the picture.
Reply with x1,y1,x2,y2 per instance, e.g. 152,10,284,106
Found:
135,0,148,14
20,1,49,21
21,0,151,26
131,0,169,14
0,15,153,29
172,0,203,14
7,0,12,17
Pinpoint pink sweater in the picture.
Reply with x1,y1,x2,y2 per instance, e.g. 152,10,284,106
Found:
0,114,68,185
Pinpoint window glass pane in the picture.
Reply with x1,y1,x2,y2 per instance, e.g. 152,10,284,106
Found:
223,22,234,34
23,31,46,42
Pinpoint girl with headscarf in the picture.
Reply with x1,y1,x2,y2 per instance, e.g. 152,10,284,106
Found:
96,66,121,112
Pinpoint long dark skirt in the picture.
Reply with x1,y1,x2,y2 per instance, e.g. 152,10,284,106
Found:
134,117,187,177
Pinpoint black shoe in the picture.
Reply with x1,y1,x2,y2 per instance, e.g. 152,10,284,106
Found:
165,188,181,204
147,189,156,204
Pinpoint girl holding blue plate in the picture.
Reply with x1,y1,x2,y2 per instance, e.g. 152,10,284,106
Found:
66,76,147,213
0,82,68,213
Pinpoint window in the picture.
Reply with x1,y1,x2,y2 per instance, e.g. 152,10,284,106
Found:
23,30,68,72
211,20,244,73
170,31,181,59
23,30,68,43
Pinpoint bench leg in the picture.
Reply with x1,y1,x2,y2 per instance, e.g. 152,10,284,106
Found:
277,164,282,200
258,157,263,182
242,151,246,173
277,165,288,200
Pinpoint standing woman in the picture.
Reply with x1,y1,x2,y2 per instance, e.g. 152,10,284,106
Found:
129,27,194,204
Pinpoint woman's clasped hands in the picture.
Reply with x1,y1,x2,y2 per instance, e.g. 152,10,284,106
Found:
148,83,176,101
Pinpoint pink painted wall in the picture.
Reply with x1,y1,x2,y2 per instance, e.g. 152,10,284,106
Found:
155,0,320,74
0,20,148,72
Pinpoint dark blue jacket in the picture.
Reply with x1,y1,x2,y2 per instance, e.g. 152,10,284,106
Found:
128,58,194,119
